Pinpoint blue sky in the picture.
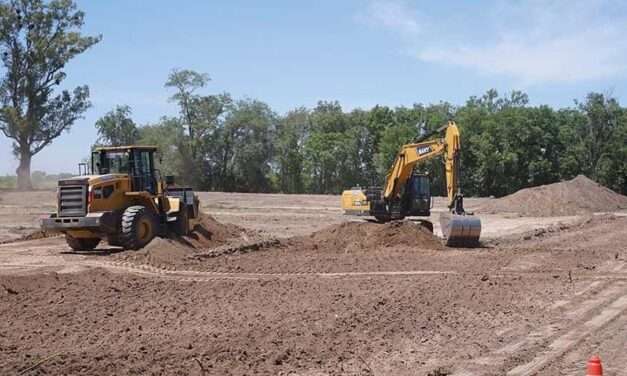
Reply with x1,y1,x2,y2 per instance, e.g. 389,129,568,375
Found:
1,0,626,174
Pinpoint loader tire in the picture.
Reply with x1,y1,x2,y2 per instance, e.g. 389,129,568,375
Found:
172,207,190,236
66,235,100,251
120,206,157,250
106,236,123,247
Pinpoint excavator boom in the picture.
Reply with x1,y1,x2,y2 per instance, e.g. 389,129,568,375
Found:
341,120,481,247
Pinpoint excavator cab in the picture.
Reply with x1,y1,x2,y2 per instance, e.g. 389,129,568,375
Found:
402,173,431,217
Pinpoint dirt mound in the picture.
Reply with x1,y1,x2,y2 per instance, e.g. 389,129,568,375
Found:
180,213,245,248
0,229,60,245
116,214,252,266
118,220,443,273
297,220,445,252
478,175,627,217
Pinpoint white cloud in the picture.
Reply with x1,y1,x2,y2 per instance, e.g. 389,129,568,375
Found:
361,0,627,84
359,0,421,36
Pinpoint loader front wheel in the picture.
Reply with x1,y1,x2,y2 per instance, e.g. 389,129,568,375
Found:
66,235,100,251
120,206,157,250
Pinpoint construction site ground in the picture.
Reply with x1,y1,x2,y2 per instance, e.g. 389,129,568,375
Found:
1,190,627,375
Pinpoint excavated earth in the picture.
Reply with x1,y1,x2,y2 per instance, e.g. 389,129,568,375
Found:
1,190,627,375
478,175,627,217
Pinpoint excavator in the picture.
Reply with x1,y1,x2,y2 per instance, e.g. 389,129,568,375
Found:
340,120,481,247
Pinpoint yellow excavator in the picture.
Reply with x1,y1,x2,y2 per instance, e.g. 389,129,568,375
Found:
340,120,481,247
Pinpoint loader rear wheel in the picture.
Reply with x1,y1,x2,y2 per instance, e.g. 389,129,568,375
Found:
120,206,157,250
66,235,100,251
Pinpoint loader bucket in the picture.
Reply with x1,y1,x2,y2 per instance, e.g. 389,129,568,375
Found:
439,212,481,247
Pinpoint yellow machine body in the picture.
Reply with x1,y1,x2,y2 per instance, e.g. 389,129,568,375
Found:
340,121,481,247
340,188,370,215
41,146,199,250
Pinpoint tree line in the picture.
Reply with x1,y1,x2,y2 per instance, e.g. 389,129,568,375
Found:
96,72,627,197
0,0,624,196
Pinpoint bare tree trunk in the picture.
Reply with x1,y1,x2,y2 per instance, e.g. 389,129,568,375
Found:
16,146,33,190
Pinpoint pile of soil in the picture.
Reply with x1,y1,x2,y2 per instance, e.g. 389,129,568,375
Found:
478,175,627,217
116,214,252,266
120,220,445,273
0,229,59,245
180,214,245,248
296,220,445,252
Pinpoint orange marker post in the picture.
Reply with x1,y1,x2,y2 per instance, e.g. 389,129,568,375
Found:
586,355,603,376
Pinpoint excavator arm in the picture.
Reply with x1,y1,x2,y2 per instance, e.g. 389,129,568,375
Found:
382,121,464,213
340,120,481,247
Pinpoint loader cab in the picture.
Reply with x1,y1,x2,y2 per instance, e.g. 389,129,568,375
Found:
91,146,159,195
402,173,431,217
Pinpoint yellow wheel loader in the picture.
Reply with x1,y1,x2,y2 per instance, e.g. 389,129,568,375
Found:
41,146,199,251
341,121,481,247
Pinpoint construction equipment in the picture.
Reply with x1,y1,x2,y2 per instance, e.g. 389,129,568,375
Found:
341,120,481,247
41,146,200,251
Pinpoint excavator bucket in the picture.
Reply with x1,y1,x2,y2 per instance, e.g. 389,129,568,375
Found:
439,212,481,247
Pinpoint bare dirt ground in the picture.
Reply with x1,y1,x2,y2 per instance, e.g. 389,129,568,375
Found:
1,190,627,375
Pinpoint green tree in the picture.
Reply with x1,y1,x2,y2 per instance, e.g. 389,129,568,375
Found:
596,109,626,193
193,92,232,189
137,116,184,178
576,93,621,178
220,99,276,192
276,108,309,193
555,108,587,180
94,105,138,146
165,68,210,160
0,0,100,189
303,101,350,193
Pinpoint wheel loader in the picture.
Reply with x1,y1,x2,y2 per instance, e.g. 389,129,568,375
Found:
41,145,199,251
341,120,481,247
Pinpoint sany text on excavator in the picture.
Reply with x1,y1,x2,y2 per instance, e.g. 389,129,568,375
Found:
340,120,481,247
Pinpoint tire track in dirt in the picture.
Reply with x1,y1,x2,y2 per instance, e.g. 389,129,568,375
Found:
507,291,627,375
454,262,627,375
540,303,627,374
82,259,459,281
79,258,627,284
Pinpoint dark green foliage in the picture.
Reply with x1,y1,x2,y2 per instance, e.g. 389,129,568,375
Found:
0,0,100,189
95,73,627,196
95,105,139,146
275,108,309,193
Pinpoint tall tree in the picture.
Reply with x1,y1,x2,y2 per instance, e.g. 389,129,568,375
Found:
577,93,621,178
137,116,185,178
275,108,309,193
165,68,209,160
220,99,276,192
94,105,138,146
0,0,100,189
